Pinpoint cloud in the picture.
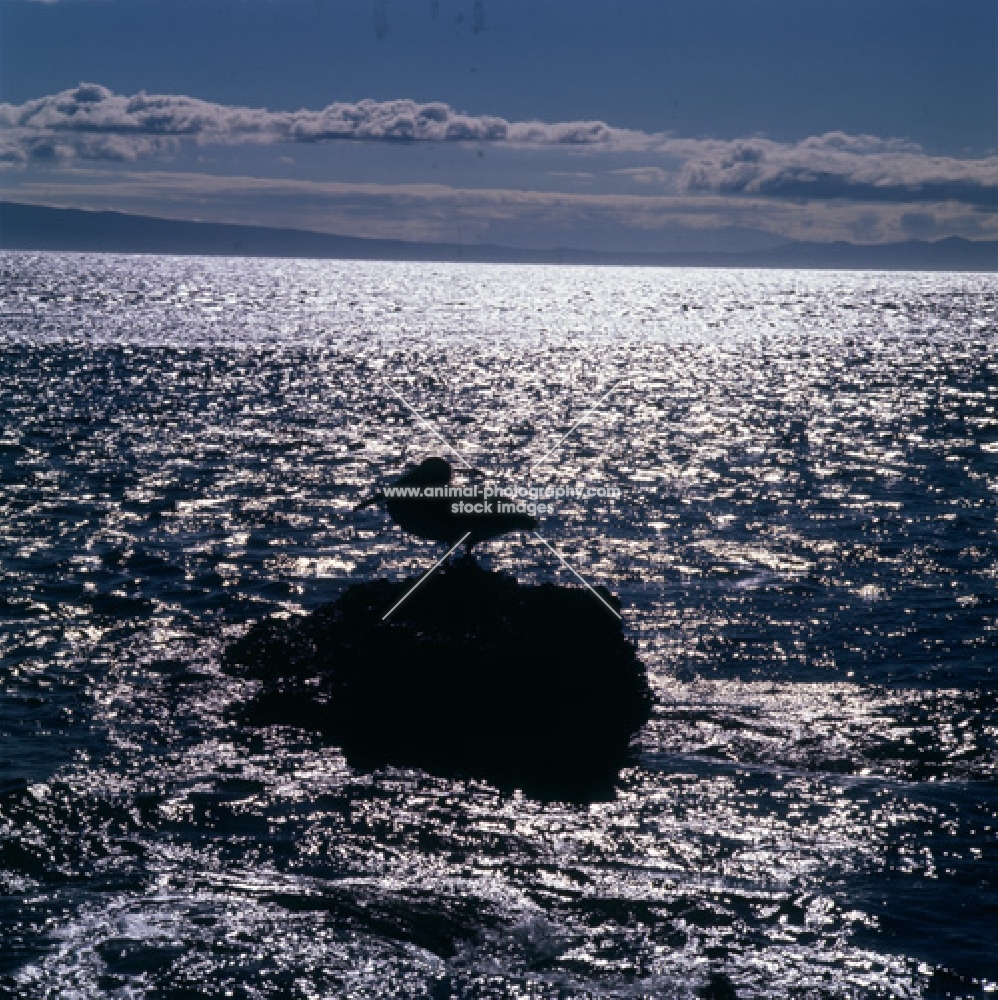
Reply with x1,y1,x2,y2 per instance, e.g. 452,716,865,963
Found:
0,83,644,167
612,167,670,185
899,210,940,238
8,168,996,247
2,84,996,217
670,133,998,208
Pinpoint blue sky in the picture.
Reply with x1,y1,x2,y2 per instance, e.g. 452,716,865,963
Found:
1,0,996,250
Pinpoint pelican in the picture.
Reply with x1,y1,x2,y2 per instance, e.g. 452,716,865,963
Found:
355,457,536,555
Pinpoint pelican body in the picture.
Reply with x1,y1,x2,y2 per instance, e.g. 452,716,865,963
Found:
356,457,536,554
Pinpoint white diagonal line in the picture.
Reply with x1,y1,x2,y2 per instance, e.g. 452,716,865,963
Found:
530,378,628,471
382,532,471,621
531,531,621,619
383,380,474,469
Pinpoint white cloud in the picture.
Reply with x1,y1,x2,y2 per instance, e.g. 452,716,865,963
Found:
612,167,670,185
0,83,645,167
2,84,995,223
664,133,998,207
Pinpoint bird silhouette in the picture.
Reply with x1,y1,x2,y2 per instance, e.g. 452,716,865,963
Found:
355,457,536,555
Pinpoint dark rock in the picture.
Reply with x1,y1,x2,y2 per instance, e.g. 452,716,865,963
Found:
700,972,738,999
224,558,652,801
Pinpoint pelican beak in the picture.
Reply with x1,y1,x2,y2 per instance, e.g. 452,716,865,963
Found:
354,490,384,512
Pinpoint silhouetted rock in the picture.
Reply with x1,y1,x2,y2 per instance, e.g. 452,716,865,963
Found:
224,559,652,801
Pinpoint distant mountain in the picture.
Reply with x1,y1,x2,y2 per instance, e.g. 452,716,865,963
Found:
1,201,995,271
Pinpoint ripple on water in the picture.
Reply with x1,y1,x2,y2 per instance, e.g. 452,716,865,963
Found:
0,253,996,998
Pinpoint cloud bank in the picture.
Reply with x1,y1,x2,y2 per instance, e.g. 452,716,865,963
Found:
0,83,635,168
1,84,995,246
10,168,994,246
670,134,998,209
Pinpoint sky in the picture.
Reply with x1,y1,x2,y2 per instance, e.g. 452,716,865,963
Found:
1,0,996,251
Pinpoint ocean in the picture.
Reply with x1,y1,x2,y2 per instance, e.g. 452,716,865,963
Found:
0,252,995,998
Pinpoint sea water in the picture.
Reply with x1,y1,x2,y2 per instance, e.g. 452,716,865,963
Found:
1,252,995,998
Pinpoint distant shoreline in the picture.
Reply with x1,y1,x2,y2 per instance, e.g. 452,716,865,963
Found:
2,201,996,272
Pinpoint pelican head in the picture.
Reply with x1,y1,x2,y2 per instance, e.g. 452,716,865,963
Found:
354,457,453,512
